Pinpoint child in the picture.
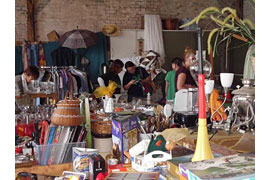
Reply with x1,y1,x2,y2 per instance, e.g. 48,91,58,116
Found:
165,57,184,101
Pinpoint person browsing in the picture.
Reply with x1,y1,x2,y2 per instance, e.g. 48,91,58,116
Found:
15,66,40,95
165,57,183,101
123,61,151,102
175,47,197,91
99,59,124,94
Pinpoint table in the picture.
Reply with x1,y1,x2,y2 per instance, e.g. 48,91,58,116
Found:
15,163,72,178
16,92,57,105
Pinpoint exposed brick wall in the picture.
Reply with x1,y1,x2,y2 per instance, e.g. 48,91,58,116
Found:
243,0,255,24
15,0,28,41
16,0,238,42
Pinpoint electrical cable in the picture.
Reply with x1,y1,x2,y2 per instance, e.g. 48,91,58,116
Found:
210,94,227,122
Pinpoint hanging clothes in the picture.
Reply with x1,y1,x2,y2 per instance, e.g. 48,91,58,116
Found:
51,47,76,66
22,42,29,70
31,44,39,66
15,46,23,75
144,14,165,64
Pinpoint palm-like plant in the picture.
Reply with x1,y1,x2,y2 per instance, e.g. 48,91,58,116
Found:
180,7,255,58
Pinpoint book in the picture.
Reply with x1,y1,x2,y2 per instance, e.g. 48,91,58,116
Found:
167,146,194,178
43,125,56,165
178,153,255,180
73,126,83,143
53,126,71,164
61,126,77,163
47,125,63,165
40,125,51,164
77,126,85,143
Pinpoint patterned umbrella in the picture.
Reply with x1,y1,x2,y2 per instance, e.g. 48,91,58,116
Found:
59,29,98,49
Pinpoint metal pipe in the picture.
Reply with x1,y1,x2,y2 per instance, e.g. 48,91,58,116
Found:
197,27,203,74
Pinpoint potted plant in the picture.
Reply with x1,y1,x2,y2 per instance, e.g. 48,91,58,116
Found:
180,6,255,73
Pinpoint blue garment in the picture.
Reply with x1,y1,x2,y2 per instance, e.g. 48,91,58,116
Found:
31,44,39,66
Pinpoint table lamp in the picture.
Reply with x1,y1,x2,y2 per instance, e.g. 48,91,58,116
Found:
205,80,215,103
220,73,234,96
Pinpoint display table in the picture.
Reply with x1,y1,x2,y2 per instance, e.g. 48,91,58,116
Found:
15,92,57,105
15,163,72,177
28,92,57,100
179,130,254,155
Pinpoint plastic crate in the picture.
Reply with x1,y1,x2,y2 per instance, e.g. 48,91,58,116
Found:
33,142,86,165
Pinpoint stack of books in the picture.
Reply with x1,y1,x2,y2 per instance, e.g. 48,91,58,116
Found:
34,124,87,165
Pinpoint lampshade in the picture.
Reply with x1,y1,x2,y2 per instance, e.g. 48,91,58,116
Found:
205,80,215,94
220,73,234,88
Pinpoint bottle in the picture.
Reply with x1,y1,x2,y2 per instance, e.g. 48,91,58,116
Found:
147,92,151,105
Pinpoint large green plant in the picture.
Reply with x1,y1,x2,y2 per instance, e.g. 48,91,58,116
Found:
180,7,255,57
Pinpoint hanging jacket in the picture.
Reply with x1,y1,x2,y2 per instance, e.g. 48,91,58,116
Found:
51,47,76,66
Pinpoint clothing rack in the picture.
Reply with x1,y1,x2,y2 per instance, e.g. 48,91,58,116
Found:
39,66,77,69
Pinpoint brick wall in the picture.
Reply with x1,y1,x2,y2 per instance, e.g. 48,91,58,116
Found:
15,0,238,42
15,0,28,41
243,0,255,24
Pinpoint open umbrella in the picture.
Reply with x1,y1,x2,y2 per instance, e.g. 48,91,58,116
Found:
59,29,98,49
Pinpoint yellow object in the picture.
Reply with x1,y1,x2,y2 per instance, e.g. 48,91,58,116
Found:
93,81,117,98
68,176,79,180
191,118,214,162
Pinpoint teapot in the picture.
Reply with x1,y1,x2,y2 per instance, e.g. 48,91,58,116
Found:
102,95,114,113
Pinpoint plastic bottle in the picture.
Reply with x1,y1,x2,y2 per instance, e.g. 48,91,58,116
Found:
147,92,151,105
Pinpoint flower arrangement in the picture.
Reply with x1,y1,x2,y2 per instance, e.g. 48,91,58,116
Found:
180,7,255,57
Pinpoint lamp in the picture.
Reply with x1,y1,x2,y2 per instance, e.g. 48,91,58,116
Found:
205,80,214,94
205,80,215,103
220,73,234,96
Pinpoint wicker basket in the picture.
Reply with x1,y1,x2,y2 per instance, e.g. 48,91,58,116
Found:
51,91,84,126
91,120,112,137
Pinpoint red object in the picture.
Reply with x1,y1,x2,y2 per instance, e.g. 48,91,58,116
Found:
222,91,232,103
198,74,206,119
108,163,130,173
39,121,49,144
25,123,35,137
95,172,108,180
95,172,105,180
155,140,162,147
17,124,26,137
15,147,23,154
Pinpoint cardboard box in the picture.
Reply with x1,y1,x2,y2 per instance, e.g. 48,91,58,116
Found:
178,153,255,180
131,150,172,172
112,114,139,163
72,147,98,178
47,30,59,42
89,154,105,180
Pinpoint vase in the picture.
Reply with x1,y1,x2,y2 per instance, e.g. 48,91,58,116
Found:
243,44,255,80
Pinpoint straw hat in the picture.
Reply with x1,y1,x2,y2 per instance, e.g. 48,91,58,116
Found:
102,24,120,37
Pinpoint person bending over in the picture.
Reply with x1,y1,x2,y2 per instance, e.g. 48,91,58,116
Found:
99,59,124,94
15,66,39,95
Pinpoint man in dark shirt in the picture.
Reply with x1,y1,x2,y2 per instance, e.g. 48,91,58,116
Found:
100,59,124,94
123,61,151,102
